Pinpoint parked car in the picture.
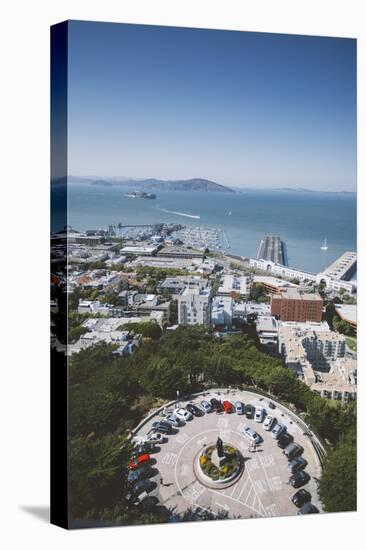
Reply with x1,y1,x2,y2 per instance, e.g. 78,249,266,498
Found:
223,400,234,414
254,407,265,423
271,423,286,439
277,432,294,449
289,471,310,488
186,403,203,417
243,426,261,444
210,398,224,413
145,432,166,444
136,495,159,512
263,414,276,431
128,453,151,470
126,479,156,502
174,407,193,421
235,401,244,415
245,404,255,419
200,400,212,413
291,489,311,508
130,442,156,457
288,456,308,474
165,414,184,427
283,442,304,460
268,401,276,410
127,465,154,484
297,502,319,515
152,421,173,434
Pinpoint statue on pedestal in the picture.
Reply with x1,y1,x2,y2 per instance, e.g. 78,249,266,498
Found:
216,436,224,458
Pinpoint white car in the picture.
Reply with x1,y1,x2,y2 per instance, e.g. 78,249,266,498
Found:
254,407,265,423
145,432,166,444
165,414,183,427
243,426,261,444
200,400,212,413
174,407,193,422
263,414,276,431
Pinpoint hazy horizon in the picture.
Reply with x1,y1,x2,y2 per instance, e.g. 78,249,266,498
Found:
67,21,357,192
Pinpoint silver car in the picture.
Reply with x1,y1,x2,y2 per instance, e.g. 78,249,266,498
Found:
235,401,244,415
271,423,286,439
243,426,261,444
165,414,183,427
200,400,212,413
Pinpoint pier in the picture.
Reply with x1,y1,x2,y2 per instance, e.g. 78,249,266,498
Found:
257,235,285,265
322,251,357,281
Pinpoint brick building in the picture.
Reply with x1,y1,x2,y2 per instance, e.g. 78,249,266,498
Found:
270,288,323,322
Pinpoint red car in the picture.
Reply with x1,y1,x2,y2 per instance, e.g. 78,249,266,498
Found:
128,453,150,470
223,400,234,413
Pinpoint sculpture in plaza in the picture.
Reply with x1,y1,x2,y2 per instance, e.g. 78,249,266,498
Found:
216,436,224,457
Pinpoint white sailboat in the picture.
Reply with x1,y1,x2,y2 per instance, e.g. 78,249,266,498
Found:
320,237,328,251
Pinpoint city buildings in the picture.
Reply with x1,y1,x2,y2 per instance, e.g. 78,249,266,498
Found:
255,316,278,347
249,253,357,294
217,274,249,297
270,288,323,322
277,321,355,402
334,304,357,334
177,286,212,325
211,296,234,327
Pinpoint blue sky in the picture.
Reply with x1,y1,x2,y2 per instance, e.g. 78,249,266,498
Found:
67,21,356,191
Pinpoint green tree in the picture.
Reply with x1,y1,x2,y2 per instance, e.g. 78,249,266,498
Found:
318,428,357,512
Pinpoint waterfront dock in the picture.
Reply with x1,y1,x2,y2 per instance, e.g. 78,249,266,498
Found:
322,251,357,281
256,235,285,265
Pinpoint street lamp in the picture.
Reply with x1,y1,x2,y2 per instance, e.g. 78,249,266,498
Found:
176,389,180,406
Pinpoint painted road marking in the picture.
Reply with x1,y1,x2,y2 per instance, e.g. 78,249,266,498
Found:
260,453,275,468
180,463,189,476
161,452,177,466
182,481,206,504
217,417,228,428
176,432,190,445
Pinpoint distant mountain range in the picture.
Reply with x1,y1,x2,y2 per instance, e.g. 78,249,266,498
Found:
57,176,355,195
75,176,234,193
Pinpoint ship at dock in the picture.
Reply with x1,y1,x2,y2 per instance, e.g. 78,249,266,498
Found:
124,191,156,199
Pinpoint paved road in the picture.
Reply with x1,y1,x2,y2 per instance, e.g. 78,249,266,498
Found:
132,388,323,519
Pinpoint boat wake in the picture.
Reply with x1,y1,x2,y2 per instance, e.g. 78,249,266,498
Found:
158,208,200,219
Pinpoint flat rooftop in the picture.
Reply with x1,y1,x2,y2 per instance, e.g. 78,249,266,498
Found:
274,288,322,301
335,304,357,325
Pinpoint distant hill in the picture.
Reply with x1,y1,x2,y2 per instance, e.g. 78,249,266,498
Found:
130,177,234,192
69,176,234,193
90,179,113,187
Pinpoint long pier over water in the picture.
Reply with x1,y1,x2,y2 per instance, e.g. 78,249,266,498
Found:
257,235,285,265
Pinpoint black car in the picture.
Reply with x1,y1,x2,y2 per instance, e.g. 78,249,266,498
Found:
268,401,276,410
210,398,223,413
291,489,311,508
289,471,310,488
130,442,156,458
186,403,203,417
245,404,255,419
297,502,319,515
126,479,157,503
136,495,159,512
152,421,173,434
127,465,153,484
277,432,294,449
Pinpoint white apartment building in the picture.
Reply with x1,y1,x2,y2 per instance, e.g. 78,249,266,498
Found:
211,296,233,327
217,275,249,297
178,287,212,325
249,257,356,293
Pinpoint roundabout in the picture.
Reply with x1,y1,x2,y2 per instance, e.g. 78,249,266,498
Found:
194,439,244,489
132,388,324,519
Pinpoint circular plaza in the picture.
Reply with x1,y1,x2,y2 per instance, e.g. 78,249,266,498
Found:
131,388,324,519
